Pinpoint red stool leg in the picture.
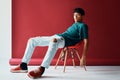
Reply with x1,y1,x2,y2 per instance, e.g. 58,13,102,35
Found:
63,48,68,72
71,49,75,67
55,49,64,69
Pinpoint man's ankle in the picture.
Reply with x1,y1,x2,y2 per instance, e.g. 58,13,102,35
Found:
40,66,45,75
41,66,45,70
20,62,28,70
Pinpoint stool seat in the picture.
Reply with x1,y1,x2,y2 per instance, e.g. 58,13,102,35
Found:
68,42,82,48
55,41,87,72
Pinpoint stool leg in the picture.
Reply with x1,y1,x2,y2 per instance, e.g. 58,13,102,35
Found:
55,49,64,69
74,49,81,64
71,49,75,67
63,49,68,72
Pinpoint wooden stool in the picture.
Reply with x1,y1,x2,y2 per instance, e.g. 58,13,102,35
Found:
55,42,87,72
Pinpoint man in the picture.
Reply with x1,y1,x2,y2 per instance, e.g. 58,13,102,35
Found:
10,8,89,79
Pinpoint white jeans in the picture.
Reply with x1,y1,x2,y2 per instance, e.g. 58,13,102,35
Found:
22,35,65,68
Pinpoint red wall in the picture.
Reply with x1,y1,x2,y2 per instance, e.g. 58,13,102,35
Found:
10,0,120,65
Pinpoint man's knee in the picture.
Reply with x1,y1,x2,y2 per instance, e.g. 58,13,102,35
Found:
28,38,35,44
52,38,57,43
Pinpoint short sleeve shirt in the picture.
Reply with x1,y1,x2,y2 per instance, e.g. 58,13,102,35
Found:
57,22,88,47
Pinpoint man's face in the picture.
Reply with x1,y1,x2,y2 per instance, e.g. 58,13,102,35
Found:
73,12,83,22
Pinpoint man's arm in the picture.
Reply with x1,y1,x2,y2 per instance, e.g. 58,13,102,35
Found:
80,38,89,67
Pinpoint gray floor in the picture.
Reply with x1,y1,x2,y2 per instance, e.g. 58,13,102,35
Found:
1,58,120,80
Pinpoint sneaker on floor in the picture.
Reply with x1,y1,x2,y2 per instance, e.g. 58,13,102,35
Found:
10,65,28,73
27,66,45,79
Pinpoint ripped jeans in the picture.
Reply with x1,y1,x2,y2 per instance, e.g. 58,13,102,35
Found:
22,35,65,68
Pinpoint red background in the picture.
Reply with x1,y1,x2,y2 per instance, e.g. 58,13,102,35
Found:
10,0,120,65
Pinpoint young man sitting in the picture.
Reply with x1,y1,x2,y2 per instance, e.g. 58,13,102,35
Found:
10,8,89,79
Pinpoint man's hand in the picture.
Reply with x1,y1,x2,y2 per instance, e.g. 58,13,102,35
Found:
80,56,87,71
80,39,88,71
80,56,86,67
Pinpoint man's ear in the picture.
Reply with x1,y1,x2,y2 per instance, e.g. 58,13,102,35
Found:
81,15,84,19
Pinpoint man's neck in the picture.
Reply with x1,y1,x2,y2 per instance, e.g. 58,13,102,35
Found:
75,21,83,23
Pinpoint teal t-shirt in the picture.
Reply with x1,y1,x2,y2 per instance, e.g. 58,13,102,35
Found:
57,22,88,47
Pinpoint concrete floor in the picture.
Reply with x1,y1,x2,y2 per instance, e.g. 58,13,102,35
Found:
1,58,120,80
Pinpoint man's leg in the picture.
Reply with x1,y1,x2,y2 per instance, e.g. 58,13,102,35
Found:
10,36,53,73
22,36,53,64
28,35,65,78
41,36,65,68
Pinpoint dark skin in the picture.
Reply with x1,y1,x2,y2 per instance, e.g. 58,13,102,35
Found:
73,12,89,68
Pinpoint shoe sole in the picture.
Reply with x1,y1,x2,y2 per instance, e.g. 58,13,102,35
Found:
10,70,28,73
27,73,41,79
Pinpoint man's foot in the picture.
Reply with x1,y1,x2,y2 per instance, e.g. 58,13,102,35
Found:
27,66,45,79
10,62,28,73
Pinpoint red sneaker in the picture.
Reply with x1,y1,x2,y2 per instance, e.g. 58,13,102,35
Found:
27,67,45,79
10,65,28,73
